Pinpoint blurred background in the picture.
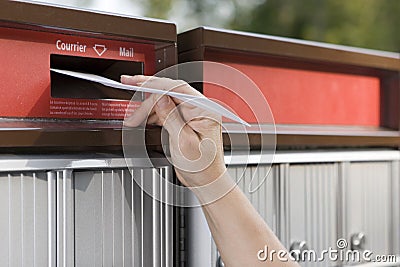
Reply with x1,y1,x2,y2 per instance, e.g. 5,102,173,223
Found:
37,0,399,52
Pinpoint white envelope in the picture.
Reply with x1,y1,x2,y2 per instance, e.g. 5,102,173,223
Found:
51,68,250,127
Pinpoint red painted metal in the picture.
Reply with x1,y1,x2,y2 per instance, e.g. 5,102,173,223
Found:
203,56,380,126
0,27,155,120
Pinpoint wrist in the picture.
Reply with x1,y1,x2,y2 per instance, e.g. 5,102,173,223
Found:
189,171,237,205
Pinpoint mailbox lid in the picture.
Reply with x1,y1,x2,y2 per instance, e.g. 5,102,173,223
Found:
0,1,176,44
178,26,399,70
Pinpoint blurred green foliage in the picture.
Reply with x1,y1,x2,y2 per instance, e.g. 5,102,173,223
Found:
230,0,400,52
85,0,399,52
140,0,174,19
183,0,399,52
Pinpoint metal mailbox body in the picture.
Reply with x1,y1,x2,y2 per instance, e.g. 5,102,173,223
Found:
0,1,176,120
178,27,400,267
0,2,178,267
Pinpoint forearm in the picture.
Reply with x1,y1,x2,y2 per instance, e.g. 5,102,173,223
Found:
120,75,298,266
192,173,300,267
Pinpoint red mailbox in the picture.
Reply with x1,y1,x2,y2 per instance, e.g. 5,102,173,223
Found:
0,1,176,121
178,27,400,147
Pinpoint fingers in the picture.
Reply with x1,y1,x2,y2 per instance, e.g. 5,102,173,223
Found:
124,94,156,127
146,112,160,125
121,75,203,98
121,75,151,86
121,75,217,134
154,95,191,138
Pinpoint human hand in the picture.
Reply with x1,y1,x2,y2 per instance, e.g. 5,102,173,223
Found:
121,75,227,189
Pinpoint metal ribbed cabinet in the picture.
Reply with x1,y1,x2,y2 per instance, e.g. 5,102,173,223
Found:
277,153,400,267
343,162,397,258
186,151,400,267
0,156,174,267
227,165,278,232
187,164,279,267
279,162,339,267
0,171,49,266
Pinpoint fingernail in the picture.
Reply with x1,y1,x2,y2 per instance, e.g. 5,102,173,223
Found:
157,96,170,108
120,75,131,82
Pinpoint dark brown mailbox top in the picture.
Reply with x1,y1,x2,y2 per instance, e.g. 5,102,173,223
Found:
0,1,176,43
178,27,399,71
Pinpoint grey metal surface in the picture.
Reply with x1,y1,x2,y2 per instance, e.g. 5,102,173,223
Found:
0,172,49,267
392,161,400,255
57,170,75,267
186,164,278,267
0,154,170,171
283,163,339,267
225,150,400,165
191,150,400,267
186,191,214,267
343,162,393,258
228,165,278,232
0,156,173,267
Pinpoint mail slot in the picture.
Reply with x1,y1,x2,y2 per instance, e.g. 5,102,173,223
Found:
0,1,176,120
50,54,144,100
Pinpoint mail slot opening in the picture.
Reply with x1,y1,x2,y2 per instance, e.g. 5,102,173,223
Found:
50,54,144,100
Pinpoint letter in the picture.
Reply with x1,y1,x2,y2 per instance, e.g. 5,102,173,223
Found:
288,249,299,262
277,250,288,262
56,40,62,50
346,250,360,262
363,250,373,262
302,250,317,262
270,249,276,262
257,245,268,261
318,250,328,261
120,47,126,57
329,248,338,261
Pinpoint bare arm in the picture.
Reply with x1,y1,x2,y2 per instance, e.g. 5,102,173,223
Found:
122,75,300,267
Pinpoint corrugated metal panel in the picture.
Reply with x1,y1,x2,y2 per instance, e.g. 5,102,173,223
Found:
0,172,49,267
74,167,173,267
227,165,278,232
392,161,400,255
56,170,75,267
191,151,400,267
284,163,339,267
344,162,393,256
0,158,173,267
209,165,278,266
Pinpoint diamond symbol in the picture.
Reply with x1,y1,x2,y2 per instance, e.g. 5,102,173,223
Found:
93,44,107,56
